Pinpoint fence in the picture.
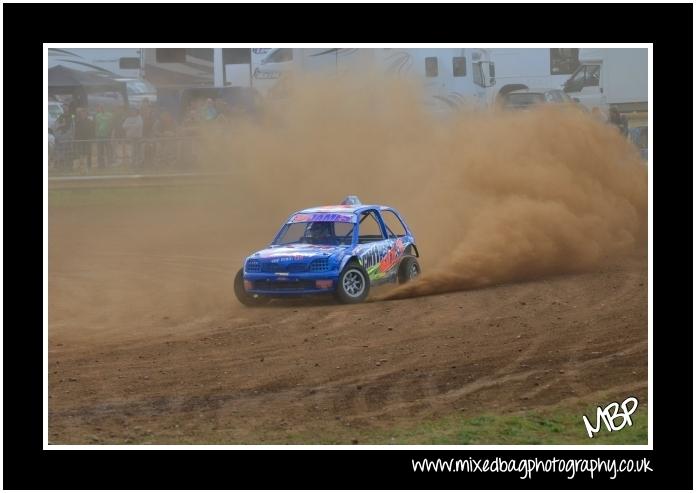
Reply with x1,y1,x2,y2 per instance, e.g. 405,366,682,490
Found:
48,136,204,172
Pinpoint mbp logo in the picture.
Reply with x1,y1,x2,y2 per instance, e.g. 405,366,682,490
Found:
582,397,639,438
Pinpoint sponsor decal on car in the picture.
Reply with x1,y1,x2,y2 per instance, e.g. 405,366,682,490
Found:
379,238,405,273
290,213,354,223
358,238,407,281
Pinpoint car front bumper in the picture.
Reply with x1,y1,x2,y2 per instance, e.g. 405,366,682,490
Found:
244,271,340,296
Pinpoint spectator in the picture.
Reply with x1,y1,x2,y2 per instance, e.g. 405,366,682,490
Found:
181,108,200,134
54,111,74,170
184,105,199,127
140,99,156,167
122,107,144,167
48,129,56,168
201,98,218,121
214,99,229,122
608,107,627,135
154,111,177,137
67,99,78,120
94,105,115,168
74,107,95,170
628,126,648,160
153,111,177,166
111,106,127,166
178,108,200,168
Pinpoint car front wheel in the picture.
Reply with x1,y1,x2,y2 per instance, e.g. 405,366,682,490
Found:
234,268,270,307
335,262,370,304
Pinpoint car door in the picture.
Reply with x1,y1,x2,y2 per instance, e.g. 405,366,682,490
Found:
356,209,393,281
376,208,411,275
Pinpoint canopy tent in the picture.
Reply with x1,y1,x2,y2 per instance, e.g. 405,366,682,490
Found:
48,65,129,107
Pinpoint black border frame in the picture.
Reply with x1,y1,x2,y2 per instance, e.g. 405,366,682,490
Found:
3,2,693,489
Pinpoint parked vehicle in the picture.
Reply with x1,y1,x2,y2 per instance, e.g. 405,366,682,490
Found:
564,48,648,148
253,48,497,111
115,78,158,106
234,196,421,305
501,87,576,110
85,91,128,112
48,100,65,129
562,48,648,114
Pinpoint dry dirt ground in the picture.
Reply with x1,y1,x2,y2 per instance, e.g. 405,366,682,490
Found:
48,187,648,444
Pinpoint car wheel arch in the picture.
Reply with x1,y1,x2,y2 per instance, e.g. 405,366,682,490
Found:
404,243,420,258
339,255,362,272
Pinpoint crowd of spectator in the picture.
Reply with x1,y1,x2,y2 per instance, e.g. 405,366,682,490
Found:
48,96,238,171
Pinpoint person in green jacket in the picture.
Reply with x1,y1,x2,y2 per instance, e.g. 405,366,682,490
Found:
94,105,114,168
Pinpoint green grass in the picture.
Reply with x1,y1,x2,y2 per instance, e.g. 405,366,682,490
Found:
280,401,648,445
84,404,648,445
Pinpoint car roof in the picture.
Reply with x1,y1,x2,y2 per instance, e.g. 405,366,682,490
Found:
295,204,391,215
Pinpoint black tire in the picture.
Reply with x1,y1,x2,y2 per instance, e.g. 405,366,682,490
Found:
398,256,421,284
335,262,370,304
234,268,270,307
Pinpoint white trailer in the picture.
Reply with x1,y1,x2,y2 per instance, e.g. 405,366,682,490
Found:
252,48,497,112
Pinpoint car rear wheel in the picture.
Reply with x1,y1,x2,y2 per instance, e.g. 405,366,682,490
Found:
234,268,270,307
335,262,370,304
398,256,421,284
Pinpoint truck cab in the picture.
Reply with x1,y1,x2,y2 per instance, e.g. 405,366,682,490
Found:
562,49,603,110
563,48,648,114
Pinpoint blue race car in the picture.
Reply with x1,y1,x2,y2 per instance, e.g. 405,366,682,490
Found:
234,196,421,305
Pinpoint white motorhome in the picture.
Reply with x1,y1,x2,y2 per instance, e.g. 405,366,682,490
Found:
141,48,279,89
253,48,497,111
562,48,648,114
487,48,579,101
48,48,142,78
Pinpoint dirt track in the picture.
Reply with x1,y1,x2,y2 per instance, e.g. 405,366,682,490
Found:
48,196,648,444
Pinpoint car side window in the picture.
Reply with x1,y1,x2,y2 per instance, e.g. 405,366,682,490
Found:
381,210,408,239
358,211,385,243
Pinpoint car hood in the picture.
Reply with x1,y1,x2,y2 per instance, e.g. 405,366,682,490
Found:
250,244,349,261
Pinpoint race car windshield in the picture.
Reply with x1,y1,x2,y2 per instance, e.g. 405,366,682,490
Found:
274,221,354,246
